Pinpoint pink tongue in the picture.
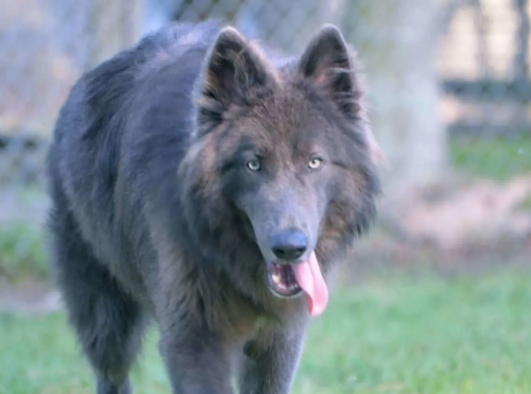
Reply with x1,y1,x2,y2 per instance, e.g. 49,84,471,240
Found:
292,251,329,317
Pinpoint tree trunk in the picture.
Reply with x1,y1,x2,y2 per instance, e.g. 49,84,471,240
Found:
345,0,447,202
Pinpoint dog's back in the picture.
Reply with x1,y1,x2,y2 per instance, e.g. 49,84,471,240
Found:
47,20,221,293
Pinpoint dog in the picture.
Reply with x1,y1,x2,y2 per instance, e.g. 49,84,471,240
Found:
46,19,381,394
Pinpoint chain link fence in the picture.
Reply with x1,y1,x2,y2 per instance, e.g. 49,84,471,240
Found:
1,0,530,282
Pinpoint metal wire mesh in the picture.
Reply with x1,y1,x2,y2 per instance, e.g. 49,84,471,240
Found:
0,0,530,281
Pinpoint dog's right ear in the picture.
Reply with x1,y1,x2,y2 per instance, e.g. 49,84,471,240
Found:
299,25,387,167
196,27,271,128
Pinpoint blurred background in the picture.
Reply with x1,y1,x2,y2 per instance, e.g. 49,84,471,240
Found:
0,0,530,393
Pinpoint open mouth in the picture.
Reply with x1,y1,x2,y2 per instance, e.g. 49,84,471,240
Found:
266,262,303,298
263,251,329,317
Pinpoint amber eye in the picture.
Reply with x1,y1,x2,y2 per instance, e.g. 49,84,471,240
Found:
247,158,261,171
308,157,322,170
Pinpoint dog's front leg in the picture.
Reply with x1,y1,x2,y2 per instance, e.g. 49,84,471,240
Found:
239,328,306,394
159,325,233,394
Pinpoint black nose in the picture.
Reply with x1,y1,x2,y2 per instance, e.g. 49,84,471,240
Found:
270,229,308,261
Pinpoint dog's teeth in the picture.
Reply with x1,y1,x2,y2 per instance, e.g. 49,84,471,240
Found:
270,268,302,294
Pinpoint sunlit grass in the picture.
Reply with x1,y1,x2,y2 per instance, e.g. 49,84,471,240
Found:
2,270,531,393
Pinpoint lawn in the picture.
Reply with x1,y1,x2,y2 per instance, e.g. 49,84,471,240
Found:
0,221,48,283
2,270,531,394
449,133,531,181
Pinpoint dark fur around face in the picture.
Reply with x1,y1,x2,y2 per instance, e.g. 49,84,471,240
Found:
178,25,380,298
46,19,380,394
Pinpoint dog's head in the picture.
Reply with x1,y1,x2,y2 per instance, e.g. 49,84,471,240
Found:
179,25,381,315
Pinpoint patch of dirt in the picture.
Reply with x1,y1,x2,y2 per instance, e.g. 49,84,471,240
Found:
398,174,531,250
0,278,61,314
340,173,531,282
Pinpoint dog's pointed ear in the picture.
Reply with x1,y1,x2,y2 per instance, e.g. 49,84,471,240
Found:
298,24,362,117
197,27,270,126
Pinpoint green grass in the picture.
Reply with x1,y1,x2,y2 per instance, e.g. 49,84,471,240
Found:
2,270,531,393
0,222,48,282
449,134,531,181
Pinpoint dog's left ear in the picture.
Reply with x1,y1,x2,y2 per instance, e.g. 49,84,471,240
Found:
298,25,361,117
